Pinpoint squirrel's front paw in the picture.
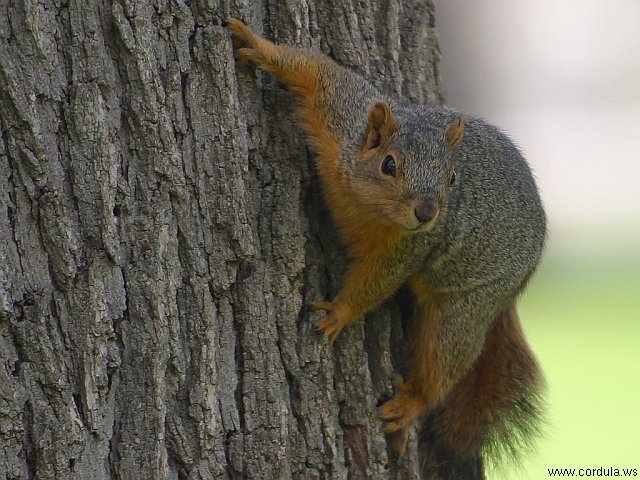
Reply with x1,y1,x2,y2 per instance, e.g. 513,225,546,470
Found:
378,376,426,455
229,19,273,66
312,300,354,346
229,19,257,45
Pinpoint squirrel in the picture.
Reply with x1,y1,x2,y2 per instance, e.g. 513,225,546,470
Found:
229,18,546,471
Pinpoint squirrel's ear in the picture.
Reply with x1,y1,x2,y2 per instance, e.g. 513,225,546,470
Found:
445,117,465,150
364,100,396,150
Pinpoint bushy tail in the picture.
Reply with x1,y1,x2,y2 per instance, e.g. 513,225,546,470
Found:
420,304,545,478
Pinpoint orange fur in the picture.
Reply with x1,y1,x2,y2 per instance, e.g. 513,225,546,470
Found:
231,20,407,344
232,20,404,267
232,20,402,240
262,57,404,258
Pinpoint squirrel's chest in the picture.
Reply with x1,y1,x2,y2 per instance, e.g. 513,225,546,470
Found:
339,220,404,260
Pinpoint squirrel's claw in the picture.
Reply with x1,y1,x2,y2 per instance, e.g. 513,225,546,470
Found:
229,19,271,66
379,398,410,454
316,315,342,347
378,401,411,454
313,300,349,346
378,399,408,427
228,19,258,46
378,379,425,455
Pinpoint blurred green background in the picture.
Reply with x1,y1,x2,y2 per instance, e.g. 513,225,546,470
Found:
511,229,640,478
433,1,640,476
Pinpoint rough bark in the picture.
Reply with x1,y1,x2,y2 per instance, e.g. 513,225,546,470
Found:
0,1,450,479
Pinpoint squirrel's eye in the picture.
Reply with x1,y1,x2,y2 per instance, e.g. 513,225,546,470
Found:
449,169,456,186
381,155,397,176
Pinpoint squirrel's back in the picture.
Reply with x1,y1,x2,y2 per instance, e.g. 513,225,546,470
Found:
407,107,546,296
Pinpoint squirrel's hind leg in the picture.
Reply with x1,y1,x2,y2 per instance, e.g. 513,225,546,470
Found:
379,290,494,455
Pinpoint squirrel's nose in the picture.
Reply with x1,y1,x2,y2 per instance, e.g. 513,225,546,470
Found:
414,197,437,224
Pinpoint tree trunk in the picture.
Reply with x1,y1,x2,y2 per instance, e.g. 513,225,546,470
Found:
0,1,456,479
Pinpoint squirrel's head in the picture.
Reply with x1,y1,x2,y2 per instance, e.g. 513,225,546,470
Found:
351,100,464,232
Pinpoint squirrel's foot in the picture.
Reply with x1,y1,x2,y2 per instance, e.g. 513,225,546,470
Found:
229,19,271,65
312,300,354,347
378,376,426,455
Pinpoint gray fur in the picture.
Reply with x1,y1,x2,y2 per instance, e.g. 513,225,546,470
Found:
317,60,546,302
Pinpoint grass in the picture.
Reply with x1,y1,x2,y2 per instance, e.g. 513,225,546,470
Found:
492,236,640,478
